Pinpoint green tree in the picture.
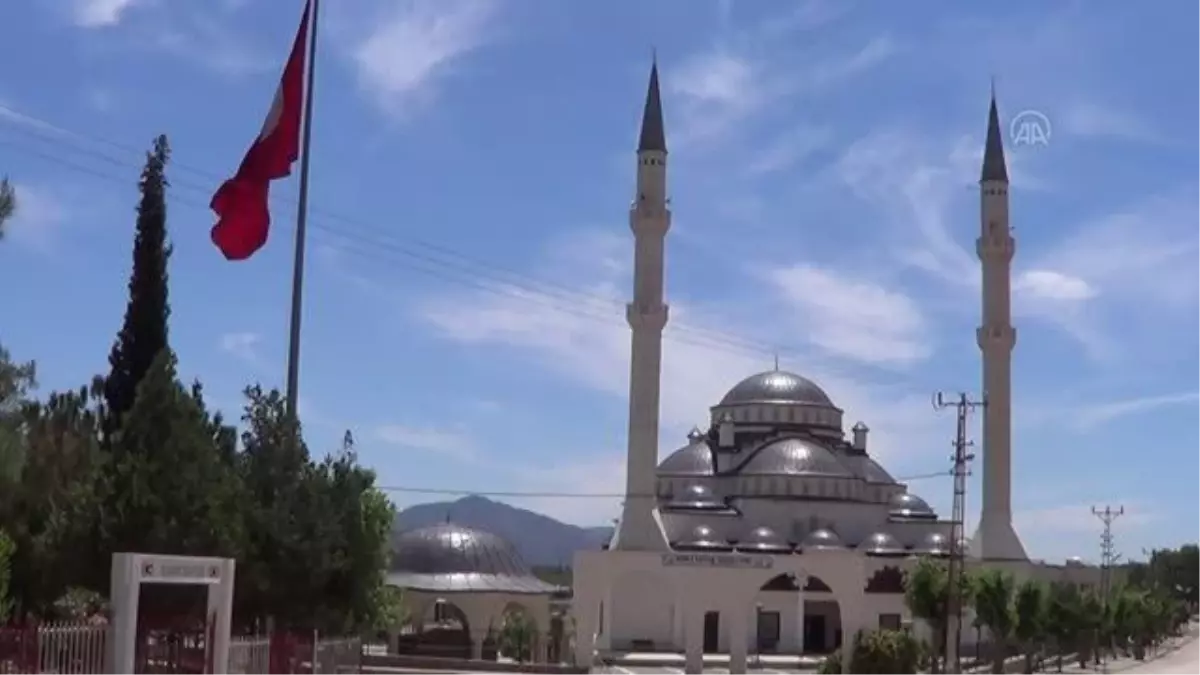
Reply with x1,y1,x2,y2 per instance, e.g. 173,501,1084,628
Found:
94,350,245,600
498,609,537,664
971,569,1016,674
1013,579,1048,673
0,529,14,622
0,177,15,239
1044,582,1082,673
103,136,172,442
904,558,971,673
0,343,36,486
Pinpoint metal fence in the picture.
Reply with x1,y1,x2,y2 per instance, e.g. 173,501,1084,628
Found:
2,622,362,674
0,622,110,674
228,635,271,674
313,636,361,674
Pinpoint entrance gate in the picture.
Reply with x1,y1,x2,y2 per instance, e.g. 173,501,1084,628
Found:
110,553,235,674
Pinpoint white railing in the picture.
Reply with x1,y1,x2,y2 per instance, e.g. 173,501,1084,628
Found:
228,634,271,674
36,622,109,674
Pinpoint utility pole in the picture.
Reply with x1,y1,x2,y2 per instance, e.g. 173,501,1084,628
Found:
934,391,985,674
1092,505,1124,674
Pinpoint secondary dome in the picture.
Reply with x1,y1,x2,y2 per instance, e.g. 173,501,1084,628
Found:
800,528,843,550
735,525,792,553
858,532,905,556
889,492,935,518
739,438,852,477
658,438,713,475
915,532,950,556
388,523,558,594
719,370,835,407
673,523,731,551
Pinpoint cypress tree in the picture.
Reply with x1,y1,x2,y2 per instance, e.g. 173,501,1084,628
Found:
103,135,172,441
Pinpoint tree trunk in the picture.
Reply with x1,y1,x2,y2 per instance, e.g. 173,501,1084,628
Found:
992,639,1006,674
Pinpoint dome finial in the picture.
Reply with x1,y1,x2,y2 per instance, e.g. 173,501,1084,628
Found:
772,352,779,371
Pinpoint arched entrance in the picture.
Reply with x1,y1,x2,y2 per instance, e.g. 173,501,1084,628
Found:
496,602,538,663
404,598,472,658
754,572,842,655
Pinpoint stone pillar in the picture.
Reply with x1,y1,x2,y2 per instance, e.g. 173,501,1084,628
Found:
683,607,704,674
572,593,598,668
728,606,749,673
470,628,488,661
839,602,869,672
797,575,807,655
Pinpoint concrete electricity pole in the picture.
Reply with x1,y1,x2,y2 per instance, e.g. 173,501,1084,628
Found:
1092,505,1124,673
934,391,985,674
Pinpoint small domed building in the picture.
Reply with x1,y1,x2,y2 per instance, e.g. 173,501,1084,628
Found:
386,522,561,662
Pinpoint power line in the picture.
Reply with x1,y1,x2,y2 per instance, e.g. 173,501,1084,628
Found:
1092,504,1124,675
0,122,815,365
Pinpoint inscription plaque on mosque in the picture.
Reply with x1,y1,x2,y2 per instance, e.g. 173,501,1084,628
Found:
660,553,774,570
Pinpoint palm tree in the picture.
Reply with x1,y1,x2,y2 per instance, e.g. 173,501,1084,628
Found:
971,569,1016,673
1078,588,1102,668
1044,583,1082,673
0,177,15,240
1013,579,1048,673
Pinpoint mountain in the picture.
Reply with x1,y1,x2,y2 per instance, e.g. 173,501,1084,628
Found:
392,495,613,567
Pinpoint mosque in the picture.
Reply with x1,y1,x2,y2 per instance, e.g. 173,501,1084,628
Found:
567,62,1104,673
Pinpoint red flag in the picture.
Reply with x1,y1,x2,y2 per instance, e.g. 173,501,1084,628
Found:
210,1,311,261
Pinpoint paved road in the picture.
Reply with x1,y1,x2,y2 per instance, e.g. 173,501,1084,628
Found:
1122,638,1199,674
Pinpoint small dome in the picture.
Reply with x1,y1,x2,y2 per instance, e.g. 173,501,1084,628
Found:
392,523,529,576
735,525,792,553
658,440,713,475
719,371,835,408
739,438,852,477
388,523,559,594
674,524,731,551
800,528,843,550
662,483,729,511
889,492,935,518
858,532,905,556
915,532,950,556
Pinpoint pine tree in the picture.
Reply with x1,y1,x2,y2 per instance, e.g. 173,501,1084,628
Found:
103,136,173,442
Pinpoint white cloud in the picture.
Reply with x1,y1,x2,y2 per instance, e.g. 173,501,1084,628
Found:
351,0,496,118
1015,500,1156,563
1059,102,1160,145
1014,270,1096,302
1,183,67,251
375,424,477,460
746,125,831,176
218,331,262,365
768,264,929,366
72,0,143,28
412,231,951,524
1071,392,1200,432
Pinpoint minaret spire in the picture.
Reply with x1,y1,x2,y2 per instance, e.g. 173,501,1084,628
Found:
981,91,1009,183
611,59,671,552
638,58,667,153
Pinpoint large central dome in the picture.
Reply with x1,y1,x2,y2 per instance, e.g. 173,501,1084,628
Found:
387,523,560,594
719,370,834,407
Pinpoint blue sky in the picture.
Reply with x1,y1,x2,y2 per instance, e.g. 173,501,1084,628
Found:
1,0,1196,563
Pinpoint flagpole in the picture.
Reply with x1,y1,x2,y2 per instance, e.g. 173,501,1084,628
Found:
285,0,319,423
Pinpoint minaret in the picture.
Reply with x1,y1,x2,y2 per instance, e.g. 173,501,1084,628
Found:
611,60,671,551
970,92,1028,561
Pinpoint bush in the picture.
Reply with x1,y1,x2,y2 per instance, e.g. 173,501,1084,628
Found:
811,624,921,672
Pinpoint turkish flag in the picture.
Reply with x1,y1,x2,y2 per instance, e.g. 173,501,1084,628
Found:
210,0,311,261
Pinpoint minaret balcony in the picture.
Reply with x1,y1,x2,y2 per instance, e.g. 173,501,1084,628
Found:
976,235,1014,262
629,205,671,235
627,302,669,331
976,324,1016,350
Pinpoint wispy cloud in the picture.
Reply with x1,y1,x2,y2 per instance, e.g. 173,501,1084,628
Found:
767,264,929,367
1,183,67,252
374,424,477,461
218,331,263,366
71,0,144,28
350,0,497,119
1072,392,1199,432
1058,102,1161,145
